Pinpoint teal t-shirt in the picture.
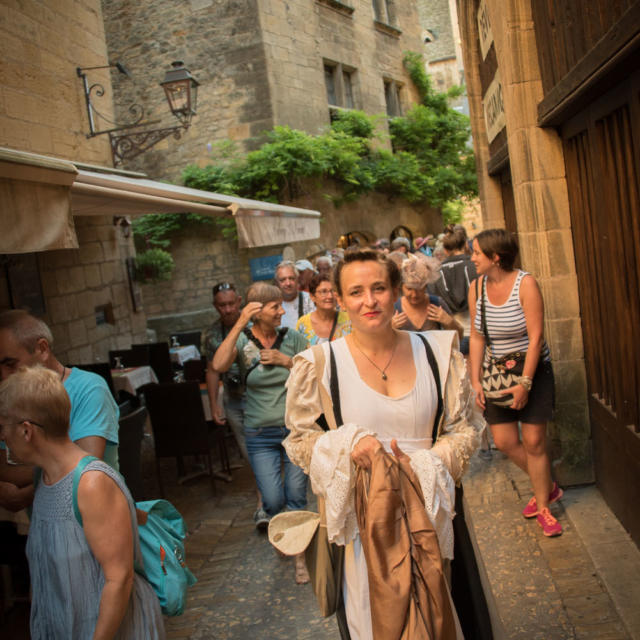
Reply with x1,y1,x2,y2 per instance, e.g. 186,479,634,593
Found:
236,328,308,429
64,367,120,470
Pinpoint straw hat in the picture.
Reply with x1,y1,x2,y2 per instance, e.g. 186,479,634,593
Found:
268,510,320,556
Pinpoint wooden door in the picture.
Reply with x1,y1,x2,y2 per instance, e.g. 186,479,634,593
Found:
561,73,640,544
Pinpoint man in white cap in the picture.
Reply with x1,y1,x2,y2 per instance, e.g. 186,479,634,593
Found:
274,261,315,329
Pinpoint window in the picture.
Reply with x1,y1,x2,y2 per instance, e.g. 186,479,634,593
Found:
372,0,395,25
323,61,358,117
384,79,403,117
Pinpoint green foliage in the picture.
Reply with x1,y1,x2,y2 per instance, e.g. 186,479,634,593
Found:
134,54,478,254
134,248,175,283
441,200,465,225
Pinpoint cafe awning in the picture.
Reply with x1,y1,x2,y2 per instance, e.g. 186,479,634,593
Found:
0,147,321,253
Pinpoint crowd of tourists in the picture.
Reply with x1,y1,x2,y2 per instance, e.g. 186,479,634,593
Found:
0,224,562,639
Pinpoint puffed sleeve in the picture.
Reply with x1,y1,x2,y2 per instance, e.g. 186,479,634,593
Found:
430,349,485,483
283,354,325,474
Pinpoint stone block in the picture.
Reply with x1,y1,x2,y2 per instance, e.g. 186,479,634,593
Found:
540,178,571,231
78,242,104,265
509,127,566,186
75,290,96,316
68,318,88,348
504,26,541,85
552,358,588,401
39,270,58,297
504,80,543,130
540,275,580,320
51,322,71,354
100,261,117,285
84,265,102,288
545,228,577,277
547,317,585,362
47,295,72,324
57,266,86,294
66,345,92,365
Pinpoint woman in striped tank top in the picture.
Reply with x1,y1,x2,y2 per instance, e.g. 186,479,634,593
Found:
468,229,563,537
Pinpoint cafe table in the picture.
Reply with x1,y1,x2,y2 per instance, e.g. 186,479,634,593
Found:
111,365,158,396
169,344,201,366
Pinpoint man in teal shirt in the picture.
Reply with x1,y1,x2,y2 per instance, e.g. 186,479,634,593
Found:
0,310,119,510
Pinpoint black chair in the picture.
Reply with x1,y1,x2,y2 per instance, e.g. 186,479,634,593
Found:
132,342,173,383
183,356,207,383
108,348,149,369
169,330,202,350
117,406,148,501
143,381,226,496
68,362,116,398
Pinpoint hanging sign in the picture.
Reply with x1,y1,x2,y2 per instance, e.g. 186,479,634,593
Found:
477,0,494,61
483,71,506,143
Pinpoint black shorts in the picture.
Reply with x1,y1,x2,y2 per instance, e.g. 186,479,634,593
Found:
483,360,555,425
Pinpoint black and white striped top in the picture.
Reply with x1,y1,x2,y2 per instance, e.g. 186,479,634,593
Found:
474,270,551,361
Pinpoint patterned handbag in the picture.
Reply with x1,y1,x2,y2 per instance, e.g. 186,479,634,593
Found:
479,277,526,407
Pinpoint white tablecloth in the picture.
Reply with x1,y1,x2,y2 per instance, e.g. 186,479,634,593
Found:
111,366,158,395
170,344,201,366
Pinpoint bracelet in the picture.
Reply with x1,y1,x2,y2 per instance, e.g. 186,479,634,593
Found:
518,375,533,392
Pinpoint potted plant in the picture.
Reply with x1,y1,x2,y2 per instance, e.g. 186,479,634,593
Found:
134,248,175,283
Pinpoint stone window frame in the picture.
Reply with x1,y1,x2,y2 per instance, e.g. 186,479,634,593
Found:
323,60,359,119
371,0,402,37
383,77,404,117
315,0,355,17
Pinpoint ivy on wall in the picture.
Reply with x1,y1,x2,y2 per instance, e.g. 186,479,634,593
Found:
133,52,477,248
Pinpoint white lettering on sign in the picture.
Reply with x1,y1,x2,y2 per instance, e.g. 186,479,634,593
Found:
477,0,494,61
483,71,506,143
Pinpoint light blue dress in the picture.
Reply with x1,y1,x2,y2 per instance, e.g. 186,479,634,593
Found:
26,459,165,639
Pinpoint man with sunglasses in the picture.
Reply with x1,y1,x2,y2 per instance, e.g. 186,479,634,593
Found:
274,261,315,329
201,282,249,462
0,310,119,511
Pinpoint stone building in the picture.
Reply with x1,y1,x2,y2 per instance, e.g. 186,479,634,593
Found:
101,0,446,326
102,0,425,180
0,0,148,363
457,0,640,542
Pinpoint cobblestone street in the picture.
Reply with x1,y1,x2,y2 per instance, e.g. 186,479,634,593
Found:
150,451,338,640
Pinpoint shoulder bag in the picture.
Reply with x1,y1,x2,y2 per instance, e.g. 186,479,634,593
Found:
71,456,197,616
478,277,526,408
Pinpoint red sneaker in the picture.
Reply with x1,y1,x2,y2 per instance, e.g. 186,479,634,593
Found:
522,482,564,518
537,508,562,537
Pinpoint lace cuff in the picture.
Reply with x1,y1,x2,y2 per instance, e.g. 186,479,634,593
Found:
309,424,375,546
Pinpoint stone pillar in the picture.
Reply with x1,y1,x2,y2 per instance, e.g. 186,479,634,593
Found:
456,0,505,229
487,0,592,483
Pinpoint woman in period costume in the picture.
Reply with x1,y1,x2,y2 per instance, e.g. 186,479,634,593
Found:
283,249,483,639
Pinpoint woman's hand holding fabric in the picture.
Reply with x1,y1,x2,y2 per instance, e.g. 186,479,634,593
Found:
351,435,382,469
390,439,410,463
499,384,529,410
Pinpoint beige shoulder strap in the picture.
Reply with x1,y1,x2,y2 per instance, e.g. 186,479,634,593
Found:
310,344,337,431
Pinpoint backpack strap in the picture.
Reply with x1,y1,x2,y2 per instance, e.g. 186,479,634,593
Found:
72,455,100,527
311,343,342,431
243,327,289,384
416,334,443,443
298,291,304,318
327,311,339,342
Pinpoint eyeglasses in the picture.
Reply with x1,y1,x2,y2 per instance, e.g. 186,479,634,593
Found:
314,288,334,297
213,282,235,295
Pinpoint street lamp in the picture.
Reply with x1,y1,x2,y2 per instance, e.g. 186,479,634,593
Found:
77,60,201,167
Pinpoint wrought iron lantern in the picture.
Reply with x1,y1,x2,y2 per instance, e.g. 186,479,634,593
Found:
77,61,200,167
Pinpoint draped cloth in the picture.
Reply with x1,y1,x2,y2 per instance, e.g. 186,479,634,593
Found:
355,449,458,640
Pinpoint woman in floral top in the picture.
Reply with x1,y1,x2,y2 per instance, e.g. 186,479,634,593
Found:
296,274,351,345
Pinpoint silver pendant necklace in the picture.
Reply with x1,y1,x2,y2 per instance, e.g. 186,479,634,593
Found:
352,334,398,380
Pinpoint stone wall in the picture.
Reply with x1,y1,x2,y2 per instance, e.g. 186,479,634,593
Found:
259,0,423,134
0,0,148,364
139,182,442,326
102,0,273,181
457,0,592,484
0,0,113,163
